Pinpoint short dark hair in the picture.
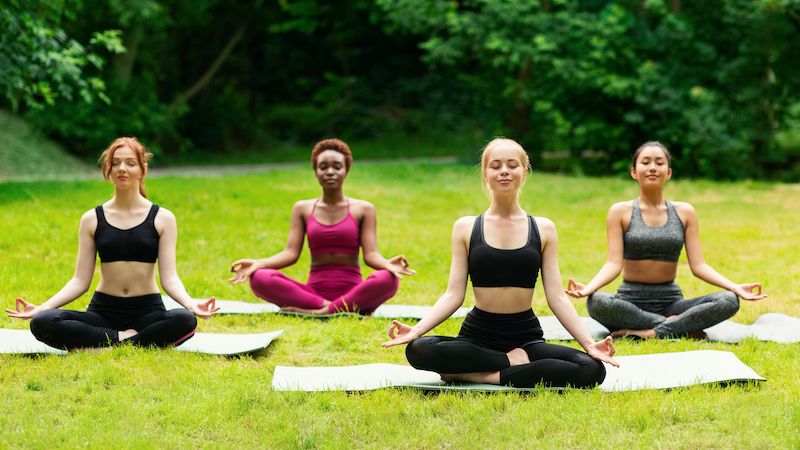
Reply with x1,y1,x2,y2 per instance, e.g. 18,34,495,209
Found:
311,138,353,172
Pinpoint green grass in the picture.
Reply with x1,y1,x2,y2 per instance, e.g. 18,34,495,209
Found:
0,110,93,179
1,164,799,448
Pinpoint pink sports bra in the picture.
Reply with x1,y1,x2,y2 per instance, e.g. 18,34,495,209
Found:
306,199,360,256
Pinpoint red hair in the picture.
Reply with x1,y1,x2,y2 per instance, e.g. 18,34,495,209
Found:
311,138,353,172
98,137,153,198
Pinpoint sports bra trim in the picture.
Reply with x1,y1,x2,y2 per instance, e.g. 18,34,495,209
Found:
96,204,159,231
478,213,534,252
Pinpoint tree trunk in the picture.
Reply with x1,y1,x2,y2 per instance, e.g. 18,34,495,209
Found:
170,22,247,110
112,21,144,85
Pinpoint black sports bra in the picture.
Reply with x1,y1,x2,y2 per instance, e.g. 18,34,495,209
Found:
468,214,542,289
94,204,160,263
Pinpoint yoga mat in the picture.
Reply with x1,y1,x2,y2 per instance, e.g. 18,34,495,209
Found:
271,350,765,392
0,329,283,356
487,314,800,344
161,296,470,319
538,316,610,341
704,313,800,343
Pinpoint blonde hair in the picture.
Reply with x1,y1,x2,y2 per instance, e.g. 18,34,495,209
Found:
98,137,153,198
479,137,532,191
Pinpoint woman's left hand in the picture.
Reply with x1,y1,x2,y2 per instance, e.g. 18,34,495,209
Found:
190,297,220,318
386,255,416,278
732,283,767,301
585,336,620,367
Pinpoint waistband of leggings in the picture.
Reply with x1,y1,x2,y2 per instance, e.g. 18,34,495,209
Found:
309,264,362,275
468,306,537,321
619,280,681,290
89,291,164,309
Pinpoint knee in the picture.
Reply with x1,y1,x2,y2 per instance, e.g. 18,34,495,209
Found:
171,309,198,333
586,293,611,316
30,309,62,339
249,268,281,289
573,353,607,388
371,270,400,290
405,337,437,370
719,291,740,315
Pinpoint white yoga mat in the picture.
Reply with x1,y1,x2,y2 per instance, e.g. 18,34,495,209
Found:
161,296,470,319
498,314,800,344
538,316,610,341
704,313,800,343
0,329,283,356
272,350,765,392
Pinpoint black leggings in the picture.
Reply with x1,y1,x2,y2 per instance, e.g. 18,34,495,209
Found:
30,292,197,350
405,308,605,388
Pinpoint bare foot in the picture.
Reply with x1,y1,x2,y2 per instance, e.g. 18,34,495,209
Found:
610,328,657,339
440,372,499,384
506,348,530,366
118,329,138,341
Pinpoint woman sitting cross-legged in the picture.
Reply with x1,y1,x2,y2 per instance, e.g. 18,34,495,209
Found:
6,137,219,350
382,138,617,388
566,141,767,340
230,138,415,315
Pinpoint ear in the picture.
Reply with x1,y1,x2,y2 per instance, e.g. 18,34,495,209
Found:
142,162,148,177
630,166,637,180
666,166,672,180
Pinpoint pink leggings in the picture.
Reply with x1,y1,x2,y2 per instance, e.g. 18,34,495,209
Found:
249,265,399,314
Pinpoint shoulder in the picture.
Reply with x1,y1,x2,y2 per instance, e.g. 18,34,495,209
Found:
608,201,633,216
670,201,696,222
291,199,314,215
349,198,375,212
532,216,556,235
671,201,696,215
453,215,477,235
79,208,98,230
155,206,176,220
154,206,177,229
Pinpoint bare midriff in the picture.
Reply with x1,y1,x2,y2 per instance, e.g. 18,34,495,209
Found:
96,262,159,297
473,287,535,314
310,253,360,268
622,259,678,284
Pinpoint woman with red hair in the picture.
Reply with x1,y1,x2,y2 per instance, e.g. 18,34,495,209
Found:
7,137,219,349
230,138,414,315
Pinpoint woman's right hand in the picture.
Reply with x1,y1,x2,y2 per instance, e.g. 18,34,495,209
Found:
565,278,592,299
382,320,422,347
5,297,40,320
229,259,259,284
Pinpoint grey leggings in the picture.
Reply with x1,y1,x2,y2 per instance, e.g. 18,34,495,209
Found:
587,281,739,338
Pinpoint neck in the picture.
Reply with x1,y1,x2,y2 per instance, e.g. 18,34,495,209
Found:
638,187,665,207
111,186,146,209
321,188,346,205
487,192,525,217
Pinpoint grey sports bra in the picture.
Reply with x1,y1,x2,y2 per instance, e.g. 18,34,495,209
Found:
623,199,684,262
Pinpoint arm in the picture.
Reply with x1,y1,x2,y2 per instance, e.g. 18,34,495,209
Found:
229,201,307,284
157,209,219,318
360,201,415,278
382,217,471,347
566,203,625,298
539,218,619,366
681,203,766,301
8,210,97,319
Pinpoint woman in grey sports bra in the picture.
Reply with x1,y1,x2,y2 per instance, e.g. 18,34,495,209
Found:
565,142,767,339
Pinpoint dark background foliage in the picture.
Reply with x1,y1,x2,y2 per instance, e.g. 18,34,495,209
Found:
2,0,800,179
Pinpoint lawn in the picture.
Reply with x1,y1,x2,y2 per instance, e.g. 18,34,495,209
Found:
1,162,798,448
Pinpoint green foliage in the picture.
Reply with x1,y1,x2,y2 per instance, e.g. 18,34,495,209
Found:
378,0,800,179
3,0,800,179
0,0,124,110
